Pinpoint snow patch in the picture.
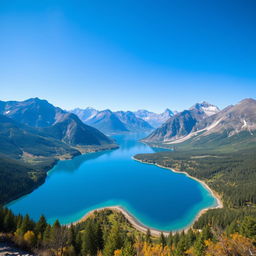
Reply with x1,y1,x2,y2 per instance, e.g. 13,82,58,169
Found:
165,118,223,144
202,106,220,116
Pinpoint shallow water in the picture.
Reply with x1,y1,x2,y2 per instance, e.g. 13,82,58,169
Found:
7,133,217,231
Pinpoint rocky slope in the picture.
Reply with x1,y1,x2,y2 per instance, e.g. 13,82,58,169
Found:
143,99,256,150
115,111,153,132
70,108,154,134
134,109,174,128
143,103,214,142
0,98,114,147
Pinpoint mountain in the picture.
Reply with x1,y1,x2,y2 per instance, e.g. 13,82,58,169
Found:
70,107,99,122
0,114,80,159
69,108,154,134
0,98,62,127
134,108,174,128
144,99,256,150
84,109,129,134
143,103,212,142
0,98,117,204
115,111,153,132
41,112,113,146
189,101,220,116
0,98,115,147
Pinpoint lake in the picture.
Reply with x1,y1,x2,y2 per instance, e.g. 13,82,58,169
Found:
7,133,217,232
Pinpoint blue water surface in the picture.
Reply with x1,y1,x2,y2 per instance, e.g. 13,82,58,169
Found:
7,134,217,231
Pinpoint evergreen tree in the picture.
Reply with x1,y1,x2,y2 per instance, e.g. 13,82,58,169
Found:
145,229,152,244
240,216,256,239
185,229,196,248
95,221,104,251
159,232,166,247
103,222,123,256
3,210,16,232
20,214,33,235
35,215,47,235
175,232,187,256
201,225,212,240
43,224,52,248
225,220,238,235
81,220,97,256
121,237,135,256
193,234,206,256
167,232,173,246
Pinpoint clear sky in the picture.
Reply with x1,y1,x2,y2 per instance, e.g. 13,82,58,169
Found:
0,0,256,112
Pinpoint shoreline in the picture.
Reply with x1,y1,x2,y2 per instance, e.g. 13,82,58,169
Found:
4,144,118,206
71,206,172,236
132,157,223,230
73,157,223,236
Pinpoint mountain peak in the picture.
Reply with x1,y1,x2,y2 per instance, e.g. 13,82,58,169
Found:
239,98,256,105
190,101,220,116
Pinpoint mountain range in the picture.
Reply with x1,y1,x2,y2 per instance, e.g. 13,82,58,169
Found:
134,108,174,128
0,98,117,203
2,97,256,204
70,108,173,134
143,99,256,151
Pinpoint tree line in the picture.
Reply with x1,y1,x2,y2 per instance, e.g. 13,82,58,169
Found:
0,207,255,256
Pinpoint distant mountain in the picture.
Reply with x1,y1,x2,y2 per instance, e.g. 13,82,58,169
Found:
41,112,113,146
189,101,220,116
0,98,62,127
143,99,256,150
143,102,219,142
85,109,129,134
134,109,174,128
0,98,117,204
71,107,98,122
0,114,79,159
69,108,154,134
115,111,153,132
0,98,114,147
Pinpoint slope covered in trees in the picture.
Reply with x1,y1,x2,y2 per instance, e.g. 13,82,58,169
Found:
0,207,255,256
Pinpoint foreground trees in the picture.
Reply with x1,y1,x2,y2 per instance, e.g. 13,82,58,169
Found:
0,207,255,256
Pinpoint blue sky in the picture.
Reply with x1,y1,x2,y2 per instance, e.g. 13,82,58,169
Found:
0,0,255,112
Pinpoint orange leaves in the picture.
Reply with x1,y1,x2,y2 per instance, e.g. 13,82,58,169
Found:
134,242,170,256
205,233,256,256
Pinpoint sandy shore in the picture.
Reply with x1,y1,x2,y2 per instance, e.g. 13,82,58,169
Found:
73,157,223,236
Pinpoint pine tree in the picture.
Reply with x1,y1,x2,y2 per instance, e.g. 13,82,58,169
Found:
240,216,256,239
185,229,196,248
201,225,212,240
20,214,33,235
103,221,123,256
43,224,52,248
145,229,152,244
81,220,97,256
159,232,166,247
121,237,135,256
3,210,16,232
193,234,205,256
35,215,47,235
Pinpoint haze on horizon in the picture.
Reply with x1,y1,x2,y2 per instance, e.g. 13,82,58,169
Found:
0,0,256,112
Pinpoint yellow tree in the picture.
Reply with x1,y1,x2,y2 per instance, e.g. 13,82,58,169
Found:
24,230,36,248
206,233,256,256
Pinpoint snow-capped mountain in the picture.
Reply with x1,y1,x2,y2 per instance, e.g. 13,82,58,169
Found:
143,102,220,142
69,108,154,134
115,111,153,132
190,102,220,117
134,108,174,128
70,107,99,122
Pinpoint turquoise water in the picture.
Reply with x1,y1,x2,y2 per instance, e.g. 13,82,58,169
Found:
7,134,217,231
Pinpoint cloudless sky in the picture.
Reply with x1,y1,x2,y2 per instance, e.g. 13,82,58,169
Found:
0,0,256,112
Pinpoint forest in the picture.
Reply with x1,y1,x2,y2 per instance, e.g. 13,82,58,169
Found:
0,207,255,256
1,138,256,255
